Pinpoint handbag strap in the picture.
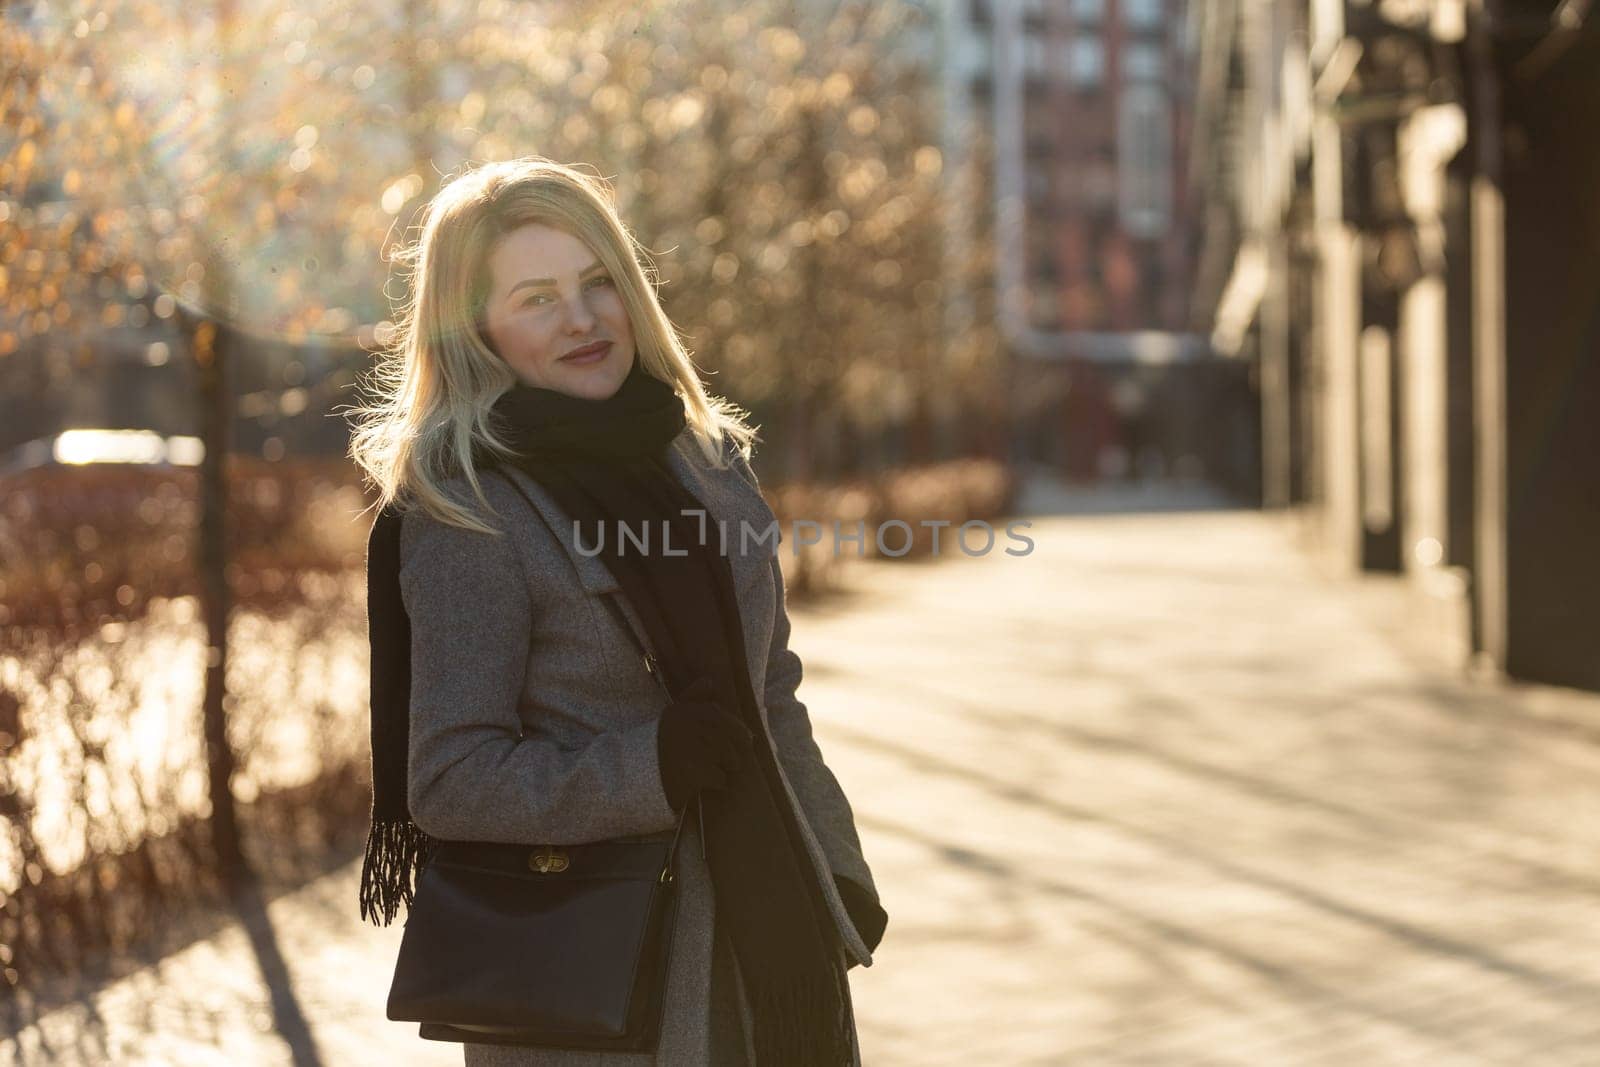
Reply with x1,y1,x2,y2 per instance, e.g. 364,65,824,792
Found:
487,464,696,877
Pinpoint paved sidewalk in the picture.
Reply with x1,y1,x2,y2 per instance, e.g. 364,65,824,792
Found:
3,867,456,1067
7,482,1600,1065
829,483,1600,1065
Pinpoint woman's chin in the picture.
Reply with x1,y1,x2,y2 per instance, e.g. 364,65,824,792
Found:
548,353,629,400
515,350,633,399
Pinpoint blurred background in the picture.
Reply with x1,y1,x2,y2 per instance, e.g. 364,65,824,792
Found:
2,0,1598,1063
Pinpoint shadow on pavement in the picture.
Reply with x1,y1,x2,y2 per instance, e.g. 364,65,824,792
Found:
229,875,325,1067
1,857,345,1066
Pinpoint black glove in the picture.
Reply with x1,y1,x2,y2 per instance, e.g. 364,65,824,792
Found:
655,677,755,811
834,875,887,962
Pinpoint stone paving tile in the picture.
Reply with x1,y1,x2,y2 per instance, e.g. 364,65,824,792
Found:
5,484,1598,1066
811,490,1600,1065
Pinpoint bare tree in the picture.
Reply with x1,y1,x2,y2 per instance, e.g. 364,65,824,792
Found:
193,0,246,890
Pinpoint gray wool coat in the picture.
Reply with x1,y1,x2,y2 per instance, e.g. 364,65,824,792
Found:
397,426,880,1066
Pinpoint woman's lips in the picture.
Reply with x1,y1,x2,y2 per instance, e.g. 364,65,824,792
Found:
560,341,610,365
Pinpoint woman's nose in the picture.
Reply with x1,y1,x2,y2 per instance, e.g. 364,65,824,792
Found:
561,291,598,332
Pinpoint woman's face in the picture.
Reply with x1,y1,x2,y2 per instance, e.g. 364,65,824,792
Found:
480,223,637,400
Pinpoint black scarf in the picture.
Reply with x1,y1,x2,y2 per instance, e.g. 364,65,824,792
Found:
360,361,851,1065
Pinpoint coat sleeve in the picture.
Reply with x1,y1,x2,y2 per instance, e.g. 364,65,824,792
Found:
727,444,883,910
398,490,678,846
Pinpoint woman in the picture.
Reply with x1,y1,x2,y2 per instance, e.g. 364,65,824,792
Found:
350,157,886,1066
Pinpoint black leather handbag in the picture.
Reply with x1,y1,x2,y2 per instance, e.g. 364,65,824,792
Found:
384,803,690,1050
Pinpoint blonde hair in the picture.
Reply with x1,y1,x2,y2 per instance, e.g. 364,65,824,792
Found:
348,157,757,534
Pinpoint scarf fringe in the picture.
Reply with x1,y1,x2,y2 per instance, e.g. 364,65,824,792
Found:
745,958,853,1067
358,817,434,926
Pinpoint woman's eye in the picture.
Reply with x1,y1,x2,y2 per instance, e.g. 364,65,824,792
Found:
522,277,612,309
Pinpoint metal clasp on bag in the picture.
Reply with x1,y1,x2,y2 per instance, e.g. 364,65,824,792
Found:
528,846,569,874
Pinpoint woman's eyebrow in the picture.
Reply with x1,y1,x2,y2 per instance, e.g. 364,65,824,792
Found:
506,261,606,300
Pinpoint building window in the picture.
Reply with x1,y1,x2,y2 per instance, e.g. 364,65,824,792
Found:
1069,37,1104,88
1025,97,1055,141
1123,0,1163,31
1077,160,1118,209
1028,229,1059,280
1071,0,1104,21
1030,284,1062,328
1023,35,1052,77
1117,85,1172,237
1123,41,1164,82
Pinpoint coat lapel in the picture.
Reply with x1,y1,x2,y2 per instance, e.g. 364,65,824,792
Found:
494,465,624,597
494,431,769,692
